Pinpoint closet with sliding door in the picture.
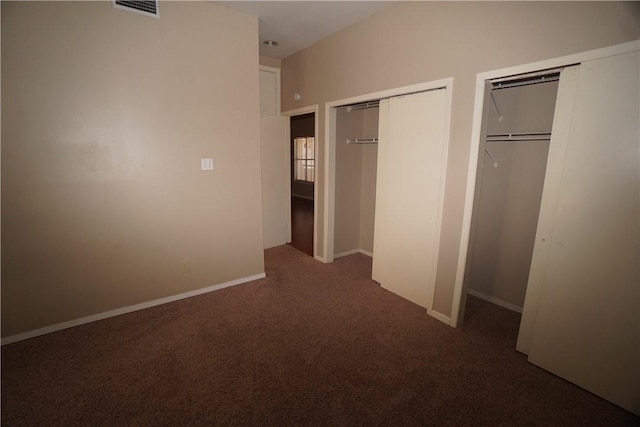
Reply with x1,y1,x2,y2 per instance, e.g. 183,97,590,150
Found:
464,73,559,313
332,87,451,311
462,51,639,414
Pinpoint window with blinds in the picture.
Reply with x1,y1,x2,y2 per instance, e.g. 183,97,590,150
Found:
294,137,315,183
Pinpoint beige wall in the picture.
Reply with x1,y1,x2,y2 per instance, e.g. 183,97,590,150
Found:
281,1,640,317
1,1,264,337
358,108,379,254
334,107,364,253
469,140,550,308
260,55,282,69
260,115,289,249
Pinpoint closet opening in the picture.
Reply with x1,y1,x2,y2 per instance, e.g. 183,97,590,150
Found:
289,112,315,257
461,70,561,334
325,79,453,320
333,100,380,259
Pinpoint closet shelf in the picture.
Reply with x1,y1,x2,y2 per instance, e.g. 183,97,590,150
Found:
346,138,378,144
347,101,380,111
486,132,551,142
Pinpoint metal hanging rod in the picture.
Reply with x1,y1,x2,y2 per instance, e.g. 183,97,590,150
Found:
486,132,551,142
342,87,446,111
492,72,560,90
346,138,378,144
347,101,380,111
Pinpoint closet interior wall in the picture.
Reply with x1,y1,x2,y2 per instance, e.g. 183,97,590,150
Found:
334,106,379,256
466,80,559,311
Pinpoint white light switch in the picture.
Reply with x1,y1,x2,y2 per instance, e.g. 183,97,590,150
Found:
201,158,214,170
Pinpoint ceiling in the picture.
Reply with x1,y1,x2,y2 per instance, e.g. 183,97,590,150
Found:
215,1,395,59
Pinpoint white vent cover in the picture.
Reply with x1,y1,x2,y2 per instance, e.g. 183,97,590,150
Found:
113,1,159,18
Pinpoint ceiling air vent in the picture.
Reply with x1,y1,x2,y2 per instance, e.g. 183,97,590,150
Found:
113,1,159,18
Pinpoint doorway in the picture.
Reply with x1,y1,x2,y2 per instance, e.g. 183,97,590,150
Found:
333,101,379,259
289,113,315,257
462,73,560,321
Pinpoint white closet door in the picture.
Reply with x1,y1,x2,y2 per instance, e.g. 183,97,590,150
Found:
260,114,290,249
372,89,448,310
527,51,639,414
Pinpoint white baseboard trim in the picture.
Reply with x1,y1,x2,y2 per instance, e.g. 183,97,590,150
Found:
467,289,523,313
314,255,327,263
333,249,373,259
334,249,359,259
1,272,267,346
427,309,452,326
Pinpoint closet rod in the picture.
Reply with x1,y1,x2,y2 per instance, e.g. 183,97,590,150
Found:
341,86,446,111
347,101,380,111
486,132,551,142
346,138,378,144
492,73,560,90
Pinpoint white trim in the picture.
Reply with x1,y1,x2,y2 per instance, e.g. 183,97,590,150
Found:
325,106,337,263
325,78,453,112
282,105,318,118
1,273,266,346
358,249,373,258
333,249,374,259
427,309,451,326
451,40,640,328
324,78,454,265
428,81,453,313
451,76,488,327
259,65,281,115
282,104,320,260
477,40,638,84
334,249,359,259
285,118,292,243
467,289,523,314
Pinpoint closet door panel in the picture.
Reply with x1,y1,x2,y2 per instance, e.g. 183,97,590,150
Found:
372,89,448,310
527,51,640,414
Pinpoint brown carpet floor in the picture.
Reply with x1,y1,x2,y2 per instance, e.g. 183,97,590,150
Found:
2,245,637,426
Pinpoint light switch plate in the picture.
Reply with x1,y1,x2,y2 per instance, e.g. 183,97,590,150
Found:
200,158,214,170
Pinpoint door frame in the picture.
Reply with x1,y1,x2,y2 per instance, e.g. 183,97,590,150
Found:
451,40,640,328
282,105,320,260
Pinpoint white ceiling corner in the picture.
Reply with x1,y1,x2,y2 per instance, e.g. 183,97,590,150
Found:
214,1,395,59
